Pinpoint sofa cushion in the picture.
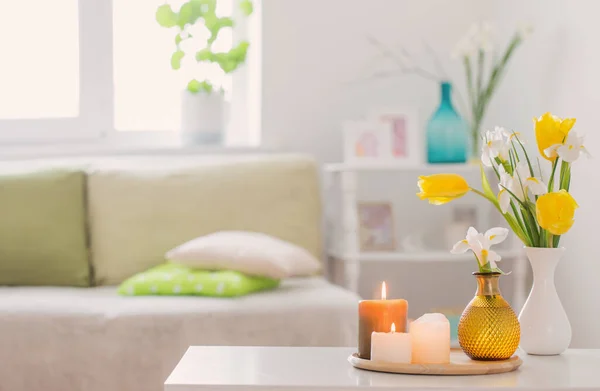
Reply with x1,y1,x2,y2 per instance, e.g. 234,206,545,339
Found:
0,169,90,286
118,263,280,297
87,155,322,285
167,231,322,279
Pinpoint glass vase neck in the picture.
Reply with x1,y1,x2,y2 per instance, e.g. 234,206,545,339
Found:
439,81,454,110
474,273,502,296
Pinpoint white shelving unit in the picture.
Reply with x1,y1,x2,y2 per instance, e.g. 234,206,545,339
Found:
324,162,529,312
327,249,523,263
324,162,482,173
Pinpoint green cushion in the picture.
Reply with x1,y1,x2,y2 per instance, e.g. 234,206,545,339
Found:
0,169,90,286
118,263,280,297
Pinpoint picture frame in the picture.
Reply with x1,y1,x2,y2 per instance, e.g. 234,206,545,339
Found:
369,106,420,166
342,120,390,164
357,202,396,251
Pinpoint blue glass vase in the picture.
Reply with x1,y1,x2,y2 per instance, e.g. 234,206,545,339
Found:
426,81,468,164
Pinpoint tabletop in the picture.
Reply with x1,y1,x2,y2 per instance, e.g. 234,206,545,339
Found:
164,346,600,391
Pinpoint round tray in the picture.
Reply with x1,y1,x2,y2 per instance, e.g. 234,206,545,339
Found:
348,350,522,376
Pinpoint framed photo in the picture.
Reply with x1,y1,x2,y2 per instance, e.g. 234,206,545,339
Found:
343,120,390,164
369,107,420,166
357,202,396,251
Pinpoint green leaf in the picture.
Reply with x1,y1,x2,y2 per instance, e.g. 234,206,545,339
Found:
170,50,185,70
480,164,499,207
560,162,571,191
521,205,540,246
229,41,249,62
512,132,535,178
239,0,253,16
156,4,177,28
504,212,531,246
175,34,183,45
177,0,205,29
187,79,213,93
195,48,215,62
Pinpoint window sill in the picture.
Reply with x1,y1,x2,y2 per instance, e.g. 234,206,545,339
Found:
0,140,268,161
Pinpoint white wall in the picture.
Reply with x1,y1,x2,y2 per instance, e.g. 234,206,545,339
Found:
260,0,600,347
260,0,568,162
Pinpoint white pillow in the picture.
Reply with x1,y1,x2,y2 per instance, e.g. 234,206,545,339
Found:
165,231,322,279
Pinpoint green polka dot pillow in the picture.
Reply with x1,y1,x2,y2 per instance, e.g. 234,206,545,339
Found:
118,263,280,297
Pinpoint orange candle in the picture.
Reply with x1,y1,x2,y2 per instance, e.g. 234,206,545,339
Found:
358,281,408,359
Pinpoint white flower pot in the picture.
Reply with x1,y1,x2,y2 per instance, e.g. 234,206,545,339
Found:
518,247,572,355
180,90,224,145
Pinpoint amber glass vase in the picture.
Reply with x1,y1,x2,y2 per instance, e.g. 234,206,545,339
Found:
458,272,520,361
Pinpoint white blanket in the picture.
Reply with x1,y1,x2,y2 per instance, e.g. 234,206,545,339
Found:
0,278,359,391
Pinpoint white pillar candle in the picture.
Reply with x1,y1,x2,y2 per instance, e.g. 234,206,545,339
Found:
410,313,450,364
370,323,412,363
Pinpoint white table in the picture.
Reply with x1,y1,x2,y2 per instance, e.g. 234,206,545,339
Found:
165,346,600,391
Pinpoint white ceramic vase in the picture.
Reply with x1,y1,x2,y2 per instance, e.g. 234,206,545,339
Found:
180,90,224,145
518,247,572,355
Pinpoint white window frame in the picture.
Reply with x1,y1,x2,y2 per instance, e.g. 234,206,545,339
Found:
0,0,260,151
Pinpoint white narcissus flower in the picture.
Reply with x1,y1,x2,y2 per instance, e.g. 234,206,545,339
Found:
451,226,508,269
481,127,510,167
544,130,591,163
497,162,547,213
453,21,496,58
517,22,534,40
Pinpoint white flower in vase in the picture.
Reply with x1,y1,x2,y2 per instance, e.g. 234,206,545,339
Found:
451,227,509,272
517,22,534,40
481,126,511,166
497,162,547,214
544,130,591,163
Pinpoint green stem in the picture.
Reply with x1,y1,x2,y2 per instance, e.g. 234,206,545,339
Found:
512,132,535,178
559,162,571,191
476,50,485,100
548,159,559,192
521,206,540,246
547,232,554,248
470,187,530,245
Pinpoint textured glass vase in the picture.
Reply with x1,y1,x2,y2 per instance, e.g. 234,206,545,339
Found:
458,272,520,361
426,81,468,164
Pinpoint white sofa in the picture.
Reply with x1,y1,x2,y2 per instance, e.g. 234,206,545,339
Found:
0,154,359,391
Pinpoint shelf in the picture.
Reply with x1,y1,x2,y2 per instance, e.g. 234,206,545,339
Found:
324,162,482,173
328,249,522,262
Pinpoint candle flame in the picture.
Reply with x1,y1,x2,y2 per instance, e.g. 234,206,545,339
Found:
391,323,396,333
381,281,387,300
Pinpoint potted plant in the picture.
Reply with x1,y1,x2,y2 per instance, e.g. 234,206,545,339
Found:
156,0,253,145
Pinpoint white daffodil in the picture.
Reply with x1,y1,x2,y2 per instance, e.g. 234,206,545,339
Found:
497,162,546,213
453,22,496,58
501,128,526,145
517,22,534,40
481,127,510,167
544,130,590,163
451,226,508,270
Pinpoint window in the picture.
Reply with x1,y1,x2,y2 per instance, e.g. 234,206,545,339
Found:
0,0,258,147
0,0,79,120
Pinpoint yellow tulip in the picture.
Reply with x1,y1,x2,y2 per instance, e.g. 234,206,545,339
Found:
534,112,576,161
536,190,579,235
417,174,470,205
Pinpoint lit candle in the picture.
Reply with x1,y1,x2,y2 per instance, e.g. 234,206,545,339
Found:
358,282,408,359
410,313,451,364
370,322,412,363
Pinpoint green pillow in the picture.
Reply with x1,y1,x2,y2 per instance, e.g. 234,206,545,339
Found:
0,169,90,286
118,263,280,297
